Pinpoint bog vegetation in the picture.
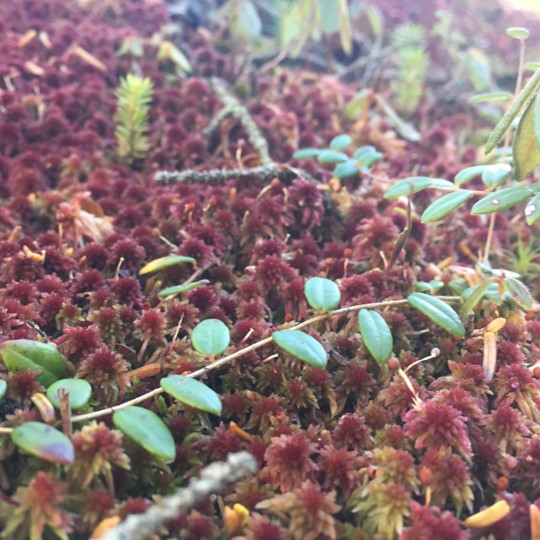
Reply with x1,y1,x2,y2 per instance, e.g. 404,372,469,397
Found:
0,1,540,539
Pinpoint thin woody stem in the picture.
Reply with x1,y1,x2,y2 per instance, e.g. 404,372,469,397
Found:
70,295,462,424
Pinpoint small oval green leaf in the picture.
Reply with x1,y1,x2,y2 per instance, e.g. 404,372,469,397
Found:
353,145,378,160
468,92,512,103
272,330,327,368
113,406,175,463
460,278,494,318
415,281,444,293
329,134,352,150
0,340,65,387
11,422,74,464
525,62,540,71
407,293,465,337
525,193,540,225
293,148,321,159
139,255,196,275
46,379,92,410
504,277,533,310
304,277,341,310
471,185,533,215
421,190,473,222
191,319,230,356
333,160,358,179
317,149,349,164
506,27,529,40
455,165,489,186
236,0,262,38
356,149,383,169
481,164,512,188
160,375,222,416
358,309,393,365
384,177,452,199
158,279,210,299
0,380,6,400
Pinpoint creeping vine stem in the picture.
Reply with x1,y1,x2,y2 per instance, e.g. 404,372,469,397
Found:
70,295,461,424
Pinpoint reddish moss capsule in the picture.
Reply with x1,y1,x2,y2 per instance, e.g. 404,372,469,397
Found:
496,476,509,492
419,466,433,487
387,357,400,371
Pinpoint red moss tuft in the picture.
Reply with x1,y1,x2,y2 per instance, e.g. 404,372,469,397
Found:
332,413,372,450
401,501,469,540
262,432,319,492
404,399,472,460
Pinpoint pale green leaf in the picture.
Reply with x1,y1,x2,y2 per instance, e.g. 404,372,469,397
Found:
139,255,196,275
0,340,65,387
158,280,210,299
272,330,327,368
161,375,222,415
513,92,540,181
113,406,175,462
421,190,473,222
485,69,540,154
46,378,92,410
469,92,512,103
471,185,533,214
304,277,341,311
329,134,352,150
460,279,493,318
357,309,393,365
317,149,349,164
293,148,321,159
504,277,533,310
191,319,230,356
384,177,452,199
481,164,512,188
506,27,530,40
12,422,74,464
333,160,359,179
407,293,465,337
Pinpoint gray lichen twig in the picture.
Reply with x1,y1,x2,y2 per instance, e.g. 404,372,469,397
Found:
103,451,257,540
204,77,273,166
154,164,319,185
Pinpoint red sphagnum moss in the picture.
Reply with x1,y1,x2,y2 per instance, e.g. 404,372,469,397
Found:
0,0,540,539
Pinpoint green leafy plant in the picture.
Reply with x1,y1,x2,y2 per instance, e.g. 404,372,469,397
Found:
0,340,65,387
11,423,74,465
46,379,92,410
191,319,231,356
357,309,393,365
504,238,540,279
293,134,383,179
218,0,353,63
161,375,222,416
112,407,176,463
304,277,341,311
272,329,328,368
115,74,153,164
391,23,429,115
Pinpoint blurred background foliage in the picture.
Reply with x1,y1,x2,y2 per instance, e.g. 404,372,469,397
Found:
167,0,540,120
